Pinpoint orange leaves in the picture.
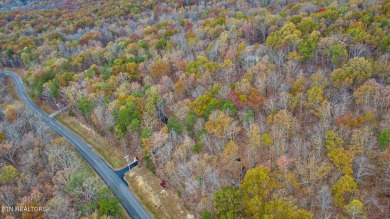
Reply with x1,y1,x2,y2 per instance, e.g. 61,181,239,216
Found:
4,105,17,122
335,114,364,129
173,60,187,72
79,32,100,46
150,59,172,82
246,88,266,110
86,85,95,94
277,155,291,171
111,65,124,76
125,62,141,81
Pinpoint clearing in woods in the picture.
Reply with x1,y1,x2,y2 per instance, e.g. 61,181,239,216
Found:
125,166,190,219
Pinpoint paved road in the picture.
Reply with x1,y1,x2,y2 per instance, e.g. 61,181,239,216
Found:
0,70,151,219
115,160,138,183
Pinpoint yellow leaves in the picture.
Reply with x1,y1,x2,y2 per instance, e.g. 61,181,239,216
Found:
310,72,329,88
327,147,354,175
349,127,372,155
325,130,344,151
141,138,152,153
205,110,234,138
353,84,375,105
332,175,357,207
297,17,319,36
287,50,302,61
364,111,377,127
350,21,365,30
266,22,302,50
143,25,153,33
266,109,298,136
222,59,234,69
223,141,239,159
219,31,230,45
308,157,333,183
325,129,356,174
125,62,138,73
4,105,17,122
262,133,273,147
248,124,261,149
307,86,324,106
174,137,194,160
345,199,367,218
173,78,186,99
264,199,314,219
247,195,265,219
237,43,247,55
331,57,373,88
0,133,5,143
0,165,20,184
309,30,321,38
239,165,313,218
240,166,274,214
291,78,307,96
213,185,242,219
235,79,251,95
190,93,214,116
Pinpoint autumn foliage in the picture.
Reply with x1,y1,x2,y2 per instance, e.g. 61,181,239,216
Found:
0,0,389,218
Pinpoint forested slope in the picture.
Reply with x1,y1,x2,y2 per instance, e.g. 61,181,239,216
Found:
0,0,389,218
0,76,122,218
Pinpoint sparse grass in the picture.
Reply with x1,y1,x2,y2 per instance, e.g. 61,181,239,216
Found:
125,167,188,219
38,102,56,114
55,115,126,169
4,67,24,77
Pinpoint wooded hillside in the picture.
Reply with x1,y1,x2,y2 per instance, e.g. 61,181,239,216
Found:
1,0,389,218
0,76,122,218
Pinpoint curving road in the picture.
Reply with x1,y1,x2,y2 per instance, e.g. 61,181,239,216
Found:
0,69,151,219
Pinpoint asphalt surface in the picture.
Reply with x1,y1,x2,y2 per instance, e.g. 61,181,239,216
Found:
0,69,151,219
115,161,138,182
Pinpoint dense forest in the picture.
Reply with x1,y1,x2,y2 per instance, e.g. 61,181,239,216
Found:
0,0,389,218
0,76,122,218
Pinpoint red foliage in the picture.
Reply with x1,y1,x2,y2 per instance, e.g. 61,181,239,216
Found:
314,8,327,13
228,90,243,109
160,180,167,188
277,155,290,171
246,89,266,110
86,85,95,94
185,22,193,32
228,90,239,102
